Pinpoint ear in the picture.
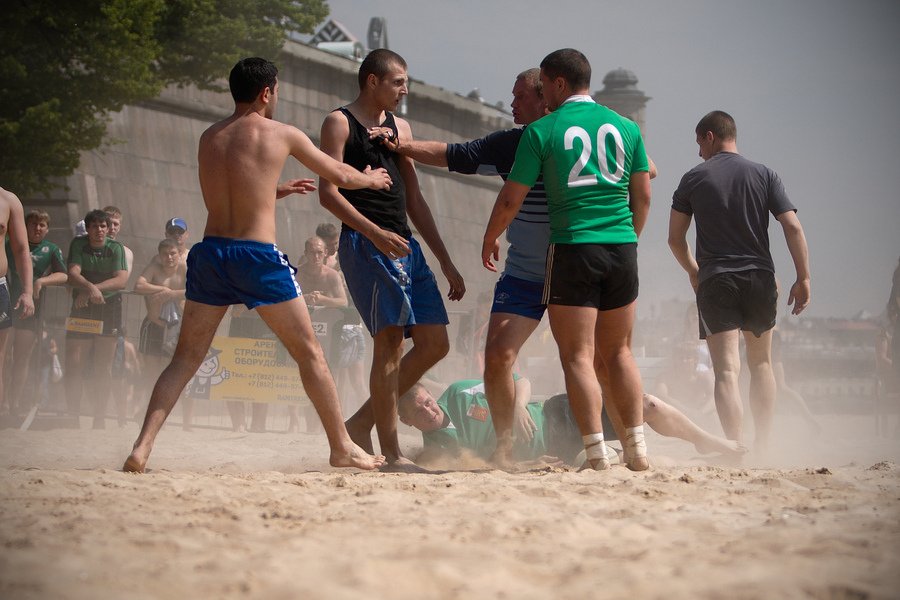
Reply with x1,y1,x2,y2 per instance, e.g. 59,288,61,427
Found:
259,85,272,104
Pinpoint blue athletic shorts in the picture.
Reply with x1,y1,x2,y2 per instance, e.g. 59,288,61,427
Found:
338,230,448,337
186,237,301,309
491,274,546,321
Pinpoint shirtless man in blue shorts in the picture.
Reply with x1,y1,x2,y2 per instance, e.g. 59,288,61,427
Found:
318,49,465,471
124,57,391,472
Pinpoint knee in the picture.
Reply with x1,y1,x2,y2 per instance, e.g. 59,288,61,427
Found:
484,343,517,374
419,331,449,363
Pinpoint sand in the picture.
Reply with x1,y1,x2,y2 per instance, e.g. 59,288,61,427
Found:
1,412,899,600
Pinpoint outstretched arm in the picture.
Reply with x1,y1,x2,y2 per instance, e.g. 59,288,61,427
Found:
776,210,810,315
288,124,392,192
667,209,699,292
369,127,450,168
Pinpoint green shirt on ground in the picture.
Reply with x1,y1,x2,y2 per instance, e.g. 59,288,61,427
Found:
508,96,649,245
423,377,546,461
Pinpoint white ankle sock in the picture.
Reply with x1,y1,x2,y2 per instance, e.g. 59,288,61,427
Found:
582,433,609,466
624,425,647,460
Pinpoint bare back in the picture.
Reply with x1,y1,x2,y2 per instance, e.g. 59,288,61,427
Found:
198,113,294,243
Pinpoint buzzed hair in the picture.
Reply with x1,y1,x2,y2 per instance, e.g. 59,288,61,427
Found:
157,238,178,253
304,236,325,252
25,209,50,226
315,222,339,239
516,68,543,97
696,110,737,141
397,382,429,421
540,48,591,91
358,49,407,89
102,205,122,219
229,57,278,103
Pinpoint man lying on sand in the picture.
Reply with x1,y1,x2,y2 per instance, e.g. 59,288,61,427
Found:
399,377,747,467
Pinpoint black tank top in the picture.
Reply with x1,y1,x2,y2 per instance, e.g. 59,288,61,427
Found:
336,107,410,238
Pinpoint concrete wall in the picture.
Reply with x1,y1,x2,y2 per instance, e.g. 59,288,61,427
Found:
31,40,514,306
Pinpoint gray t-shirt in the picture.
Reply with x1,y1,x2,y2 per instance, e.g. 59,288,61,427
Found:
672,152,796,283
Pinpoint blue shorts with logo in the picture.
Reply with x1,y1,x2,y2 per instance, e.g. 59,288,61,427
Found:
338,230,448,337
186,237,301,309
491,274,546,322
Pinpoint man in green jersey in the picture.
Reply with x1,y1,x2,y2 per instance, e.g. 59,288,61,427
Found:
399,378,745,466
6,209,67,414
65,209,129,428
482,49,652,471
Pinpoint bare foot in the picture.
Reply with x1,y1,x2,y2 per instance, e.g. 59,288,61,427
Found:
695,436,749,457
329,442,385,471
122,454,146,473
345,418,374,454
380,456,432,474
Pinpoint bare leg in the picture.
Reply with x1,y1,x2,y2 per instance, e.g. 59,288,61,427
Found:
483,312,540,467
64,337,92,422
743,330,776,454
345,324,448,456
643,393,747,456
257,298,383,470
125,301,227,472
9,327,37,413
705,329,744,443
593,302,648,470
774,360,820,434
226,401,246,432
90,336,118,429
548,305,608,469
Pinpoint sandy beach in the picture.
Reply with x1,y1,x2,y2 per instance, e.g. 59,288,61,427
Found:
1,411,899,600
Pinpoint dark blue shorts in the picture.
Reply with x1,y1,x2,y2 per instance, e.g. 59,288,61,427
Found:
338,231,448,337
491,274,546,321
186,237,301,309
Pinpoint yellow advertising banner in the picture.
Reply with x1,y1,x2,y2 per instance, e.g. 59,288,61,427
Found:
65,317,104,335
185,336,309,405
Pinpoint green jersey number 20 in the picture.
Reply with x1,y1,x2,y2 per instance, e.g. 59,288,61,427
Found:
564,124,624,188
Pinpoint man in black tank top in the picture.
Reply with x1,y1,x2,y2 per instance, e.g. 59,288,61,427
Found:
319,49,466,471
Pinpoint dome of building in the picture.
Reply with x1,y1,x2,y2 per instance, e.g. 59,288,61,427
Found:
602,68,639,89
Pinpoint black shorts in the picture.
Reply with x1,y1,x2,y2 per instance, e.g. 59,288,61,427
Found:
696,270,777,339
0,278,11,331
66,294,123,339
139,318,166,356
542,242,638,310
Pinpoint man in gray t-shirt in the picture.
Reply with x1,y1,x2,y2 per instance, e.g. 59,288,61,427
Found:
668,110,810,456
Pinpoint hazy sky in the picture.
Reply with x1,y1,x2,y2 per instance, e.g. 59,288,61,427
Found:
323,0,900,319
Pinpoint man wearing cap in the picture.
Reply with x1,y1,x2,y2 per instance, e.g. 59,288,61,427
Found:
163,218,190,265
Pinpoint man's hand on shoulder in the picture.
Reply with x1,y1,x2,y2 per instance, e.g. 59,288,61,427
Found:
276,178,317,198
368,126,400,152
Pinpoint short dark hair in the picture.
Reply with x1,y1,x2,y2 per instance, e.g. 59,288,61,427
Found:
229,57,278,103
358,49,407,89
158,238,178,253
540,49,591,91
84,209,111,229
315,222,338,239
696,111,737,141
